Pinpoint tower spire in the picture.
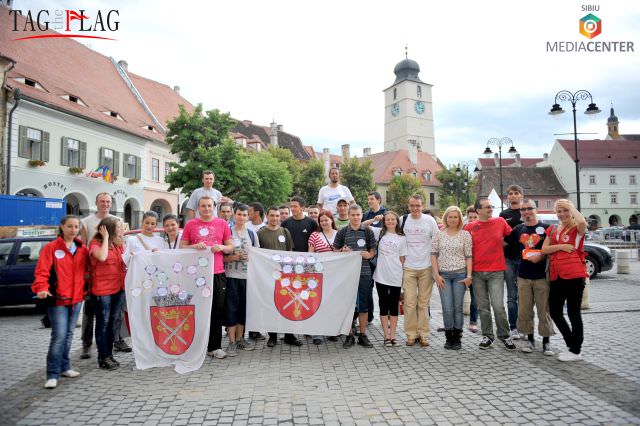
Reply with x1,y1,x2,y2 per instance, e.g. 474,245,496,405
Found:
405,44,408,59
607,102,619,139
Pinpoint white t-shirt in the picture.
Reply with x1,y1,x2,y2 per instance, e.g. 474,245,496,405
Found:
123,233,165,264
246,221,266,234
373,232,408,287
225,227,260,279
401,214,439,270
317,184,354,216
186,187,222,217
81,213,118,243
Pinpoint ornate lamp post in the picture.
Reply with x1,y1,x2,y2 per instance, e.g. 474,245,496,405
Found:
483,138,517,212
549,90,601,211
457,160,478,206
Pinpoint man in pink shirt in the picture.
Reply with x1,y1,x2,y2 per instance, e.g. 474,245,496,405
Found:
181,196,233,359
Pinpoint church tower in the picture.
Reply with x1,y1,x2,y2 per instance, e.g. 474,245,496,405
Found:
607,105,620,139
383,53,435,155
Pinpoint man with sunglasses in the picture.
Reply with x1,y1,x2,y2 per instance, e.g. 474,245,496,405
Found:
464,197,515,350
499,184,524,340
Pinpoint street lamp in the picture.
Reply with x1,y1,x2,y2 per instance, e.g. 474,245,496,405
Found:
483,137,517,211
457,160,478,206
549,90,601,211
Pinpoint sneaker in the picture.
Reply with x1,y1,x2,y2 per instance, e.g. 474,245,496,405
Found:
226,342,238,357
284,335,303,346
44,379,58,389
80,346,91,359
436,327,445,332
343,335,355,349
543,343,554,356
108,356,120,367
406,338,416,347
521,340,535,353
61,369,80,378
266,336,277,347
98,358,118,370
479,336,494,349
558,351,583,362
384,339,392,347
236,339,254,351
390,339,398,347
468,324,478,333
327,336,339,342
509,329,521,340
501,337,517,350
208,349,227,359
114,340,132,353
249,331,265,340
313,338,322,345
357,334,373,348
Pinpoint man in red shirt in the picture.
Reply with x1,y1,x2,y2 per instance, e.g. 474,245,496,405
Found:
181,196,233,359
464,197,516,350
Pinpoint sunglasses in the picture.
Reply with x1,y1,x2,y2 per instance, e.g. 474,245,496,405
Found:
519,207,536,212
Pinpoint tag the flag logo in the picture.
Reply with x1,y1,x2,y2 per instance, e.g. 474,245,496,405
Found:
274,273,322,321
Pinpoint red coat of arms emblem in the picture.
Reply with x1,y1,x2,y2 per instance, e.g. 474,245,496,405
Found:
150,305,195,355
274,273,322,321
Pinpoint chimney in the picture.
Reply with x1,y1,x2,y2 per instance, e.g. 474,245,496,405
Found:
363,147,371,157
341,144,350,161
270,121,278,146
543,153,549,162
277,124,283,132
117,60,128,71
514,153,521,167
173,85,180,93
408,139,418,165
322,148,331,183
493,153,499,167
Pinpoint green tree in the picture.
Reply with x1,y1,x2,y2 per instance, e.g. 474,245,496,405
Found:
267,146,301,197
436,164,477,212
295,159,326,206
340,157,376,207
386,175,427,215
242,151,293,207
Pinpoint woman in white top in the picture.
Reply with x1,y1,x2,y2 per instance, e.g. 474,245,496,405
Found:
162,214,182,250
431,206,473,350
372,211,407,347
123,211,165,264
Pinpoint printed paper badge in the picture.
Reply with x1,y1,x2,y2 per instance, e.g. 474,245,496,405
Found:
274,257,323,321
54,250,66,259
151,286,195,355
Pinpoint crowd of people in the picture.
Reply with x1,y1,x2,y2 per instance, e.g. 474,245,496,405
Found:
32,169,589,389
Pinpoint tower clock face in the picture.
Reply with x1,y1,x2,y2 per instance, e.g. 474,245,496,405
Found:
391,103,400,117
415,101,425,115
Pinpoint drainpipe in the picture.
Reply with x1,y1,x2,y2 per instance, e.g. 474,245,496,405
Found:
6,88,21,195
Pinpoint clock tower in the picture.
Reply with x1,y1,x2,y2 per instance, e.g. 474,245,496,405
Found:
383,55,435,156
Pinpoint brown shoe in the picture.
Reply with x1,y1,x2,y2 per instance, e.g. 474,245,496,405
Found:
419,337,429,347
406,338,416,346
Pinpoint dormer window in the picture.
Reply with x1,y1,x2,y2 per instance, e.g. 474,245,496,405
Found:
424,171,432,181
393,169,402,176
144,125,158,133
104,111,124,121
61,94,87,106
13,77,46,91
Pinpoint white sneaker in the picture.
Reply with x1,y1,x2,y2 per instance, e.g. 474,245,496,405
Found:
510,329,521,340
208,349,226,359
521,340,535,353
44,379,58,389
61,369,80,378
558,351,582,362
543,343,554,356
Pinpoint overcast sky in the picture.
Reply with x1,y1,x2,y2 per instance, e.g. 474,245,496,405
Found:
19,0,640,166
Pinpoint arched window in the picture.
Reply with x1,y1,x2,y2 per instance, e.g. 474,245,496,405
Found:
417,86,422,98
393,88,397,100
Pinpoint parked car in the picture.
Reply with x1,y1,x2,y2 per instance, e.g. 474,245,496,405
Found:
0,236,56,307
584,242,613,279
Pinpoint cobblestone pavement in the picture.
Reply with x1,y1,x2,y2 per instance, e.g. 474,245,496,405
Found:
1,256,639,425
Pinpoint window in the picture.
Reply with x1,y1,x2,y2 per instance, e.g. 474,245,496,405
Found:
60,137,86,168
164,162,172,180
152,158,160,182
631,175,637,185
122,154,141,179
429,193,435,206
534,200,540,207
546,199,553,209
631,193,638,205
417,85,422,98
393,169,401,176
610,175,616,185
393,88,397,100
16,241,48,264
589,175,596,185
590,194,598,205
18,125,49,161
412,171,417,178
99,147,119,176
103,111,124,121
61,94,87,106
425,171,432,181
0,242,14,266
610,192,618,204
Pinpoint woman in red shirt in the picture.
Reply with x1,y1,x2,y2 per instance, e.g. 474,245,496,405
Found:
542,199,588,362
32,215,89,389
89,217,126,370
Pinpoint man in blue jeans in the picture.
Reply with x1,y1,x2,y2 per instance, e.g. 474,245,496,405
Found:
499,185,524,340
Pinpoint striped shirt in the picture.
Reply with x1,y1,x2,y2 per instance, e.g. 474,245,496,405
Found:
333,225,376,276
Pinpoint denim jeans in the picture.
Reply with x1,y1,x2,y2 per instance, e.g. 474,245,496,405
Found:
46,303,82,380
93,291,125,362
438,271,467,330
505,258,520,330
81,297,95,348
469,284,478,324
472,271,510,340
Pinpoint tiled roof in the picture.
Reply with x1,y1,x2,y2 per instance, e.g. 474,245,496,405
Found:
364,150,443,186
557,139,640,168
478,158,544,168
0,6,193,143
231,121,311,160
621,134,640,141
477,167,568,197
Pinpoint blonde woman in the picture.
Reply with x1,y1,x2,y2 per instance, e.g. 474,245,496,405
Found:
431,206,473,350
541,199,588,362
